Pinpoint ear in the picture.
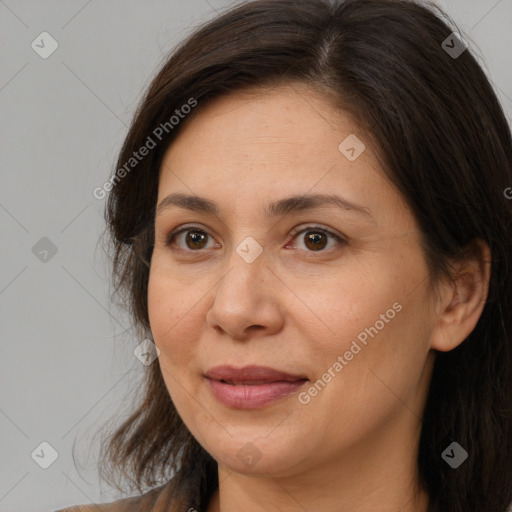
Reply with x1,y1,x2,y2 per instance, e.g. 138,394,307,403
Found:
430,238,491,352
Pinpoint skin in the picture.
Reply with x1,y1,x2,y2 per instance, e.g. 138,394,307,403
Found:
147,83,490,512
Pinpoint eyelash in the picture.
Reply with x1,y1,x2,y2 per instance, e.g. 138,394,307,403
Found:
164,224,347,254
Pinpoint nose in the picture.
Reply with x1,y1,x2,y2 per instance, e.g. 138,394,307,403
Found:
205,248,284,341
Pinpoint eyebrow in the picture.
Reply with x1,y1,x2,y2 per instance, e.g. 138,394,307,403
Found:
156,192,373,221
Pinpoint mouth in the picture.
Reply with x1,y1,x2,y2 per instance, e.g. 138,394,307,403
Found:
204,365,309,409
219,379,299,385
204,364,308,383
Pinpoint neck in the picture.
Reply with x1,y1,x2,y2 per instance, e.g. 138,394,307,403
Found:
208,474,429,512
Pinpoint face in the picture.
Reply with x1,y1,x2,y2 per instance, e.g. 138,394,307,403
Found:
148,83,439,480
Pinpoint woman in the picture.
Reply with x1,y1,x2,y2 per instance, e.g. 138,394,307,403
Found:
56,0,512,511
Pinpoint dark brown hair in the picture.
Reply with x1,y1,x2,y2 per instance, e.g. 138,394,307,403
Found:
96,0,512,511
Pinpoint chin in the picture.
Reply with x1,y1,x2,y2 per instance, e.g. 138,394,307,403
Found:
207,434,308,476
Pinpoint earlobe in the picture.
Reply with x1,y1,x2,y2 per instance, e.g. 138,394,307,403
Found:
430,239,491,352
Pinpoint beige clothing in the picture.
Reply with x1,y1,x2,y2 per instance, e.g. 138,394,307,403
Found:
54,479,177,512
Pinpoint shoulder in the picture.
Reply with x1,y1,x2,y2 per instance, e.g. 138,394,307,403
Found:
54,479,175,512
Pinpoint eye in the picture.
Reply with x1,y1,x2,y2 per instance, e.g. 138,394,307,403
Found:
164,224,347,253
165,225,219,251
286,225,347,252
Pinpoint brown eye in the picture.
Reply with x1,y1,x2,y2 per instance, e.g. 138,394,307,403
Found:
185,230,209,249
303,231,328,251
166,226,217,251
287,225,346,253
165,224,346,254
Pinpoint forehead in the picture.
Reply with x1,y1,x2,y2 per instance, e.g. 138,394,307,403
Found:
156,84,413,232
160,84,361,183
166,83,351,151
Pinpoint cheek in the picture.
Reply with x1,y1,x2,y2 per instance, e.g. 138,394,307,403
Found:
147,272,174,343
300,251,432,391
319,284,433,418
147,269,203,416
295,262,401,356
147,266,198,366
297,295,433,452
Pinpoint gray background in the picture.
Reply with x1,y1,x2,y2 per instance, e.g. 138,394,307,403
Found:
1,1,511,511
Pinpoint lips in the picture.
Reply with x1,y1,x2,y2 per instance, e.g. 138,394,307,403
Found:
204,364,307,384
204,365,309,409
